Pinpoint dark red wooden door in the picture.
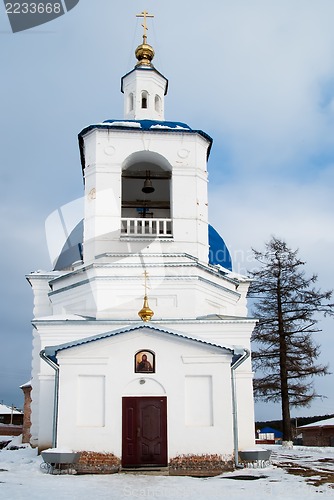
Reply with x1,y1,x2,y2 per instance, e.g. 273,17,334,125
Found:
122,397,167,467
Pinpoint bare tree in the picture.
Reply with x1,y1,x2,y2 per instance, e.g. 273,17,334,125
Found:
248,237,333,443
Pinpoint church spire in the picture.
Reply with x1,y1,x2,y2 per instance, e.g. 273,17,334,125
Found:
121,11,168,121
135,10,155,67
138,271,154,322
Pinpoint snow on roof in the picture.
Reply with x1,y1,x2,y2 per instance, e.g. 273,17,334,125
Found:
99,121,141,128
19,380,32,389
225,270,252,282
78,119,213,178
150,124,190,130
34,314,87,322
101,119,193,131
298,417,334,428
0,404,22,415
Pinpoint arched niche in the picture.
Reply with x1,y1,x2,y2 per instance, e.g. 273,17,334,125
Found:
155,94,162,113
128,92,134,112
121,151,172,221
122,377,166,396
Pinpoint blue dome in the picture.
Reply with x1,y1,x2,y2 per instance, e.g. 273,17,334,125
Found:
54,220,232,271
208,225,232,271
53,220,83,271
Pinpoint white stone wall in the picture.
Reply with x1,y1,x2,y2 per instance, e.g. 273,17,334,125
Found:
81,128,210,265
31,317,255,453
56,328,235,458
44,254,251,321
122,69,167,121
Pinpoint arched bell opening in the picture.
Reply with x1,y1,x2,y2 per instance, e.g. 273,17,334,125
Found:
121,152,172,237
141,91,148,109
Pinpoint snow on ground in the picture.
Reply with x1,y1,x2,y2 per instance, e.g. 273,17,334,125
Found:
0,439,333,499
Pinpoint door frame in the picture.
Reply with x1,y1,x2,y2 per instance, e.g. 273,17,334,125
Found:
122,396,168,468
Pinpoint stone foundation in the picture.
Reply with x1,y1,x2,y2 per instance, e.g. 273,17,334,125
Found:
41,451,236,475
169,454,234,476
73,452,121,474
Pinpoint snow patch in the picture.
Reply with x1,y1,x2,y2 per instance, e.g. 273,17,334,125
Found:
150,124,189,130
0,404,22,415
0,445,333,499
42,447,74,453
102,121,142,128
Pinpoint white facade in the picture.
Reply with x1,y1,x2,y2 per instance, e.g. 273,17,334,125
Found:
27,34,256,467
121,67,167,120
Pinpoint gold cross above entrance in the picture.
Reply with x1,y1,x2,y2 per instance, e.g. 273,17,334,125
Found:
136,10,154,43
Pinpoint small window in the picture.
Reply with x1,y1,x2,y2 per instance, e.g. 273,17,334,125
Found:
128,93,134,112
141,91,148,109
155,95,161,113
135,350,155,373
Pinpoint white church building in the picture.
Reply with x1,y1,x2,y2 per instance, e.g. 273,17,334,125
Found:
27,15,256,472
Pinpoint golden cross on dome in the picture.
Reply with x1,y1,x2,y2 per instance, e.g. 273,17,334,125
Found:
136,10,154,44
138,270,154,322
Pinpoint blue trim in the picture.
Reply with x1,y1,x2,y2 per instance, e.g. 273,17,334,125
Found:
102,119,192,130
78,120,213,172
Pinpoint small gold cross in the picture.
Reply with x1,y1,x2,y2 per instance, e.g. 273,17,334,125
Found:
136,10,154,44
142,270,150,295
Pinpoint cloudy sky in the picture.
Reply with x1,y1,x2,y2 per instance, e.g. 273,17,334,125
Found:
0,0,333,422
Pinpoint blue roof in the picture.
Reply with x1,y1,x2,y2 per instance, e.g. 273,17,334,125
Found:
103,119,192,131
260,427,283,438
53,220,83,271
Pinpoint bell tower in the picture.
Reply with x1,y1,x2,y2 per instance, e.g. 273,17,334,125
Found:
80,10,211,265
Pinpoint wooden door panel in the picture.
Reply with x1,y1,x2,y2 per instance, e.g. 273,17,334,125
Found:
123,403,136,460
122,397,167,467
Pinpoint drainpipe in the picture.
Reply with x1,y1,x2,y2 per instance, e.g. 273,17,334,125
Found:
40,350,59,449
231,348,250,468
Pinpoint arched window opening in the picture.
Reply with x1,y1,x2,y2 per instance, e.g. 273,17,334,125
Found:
122,163,171,219
128,93,134,112
121,156,172,237
141,91,148,109
155,95,161,113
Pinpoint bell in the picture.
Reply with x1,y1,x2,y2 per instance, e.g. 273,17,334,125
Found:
142,170,155,193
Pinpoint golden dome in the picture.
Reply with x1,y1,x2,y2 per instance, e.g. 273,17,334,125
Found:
138,295,154,322
135,42,155,67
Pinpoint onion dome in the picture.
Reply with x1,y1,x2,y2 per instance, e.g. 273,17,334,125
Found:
138,295,154,322
135,42,155,67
